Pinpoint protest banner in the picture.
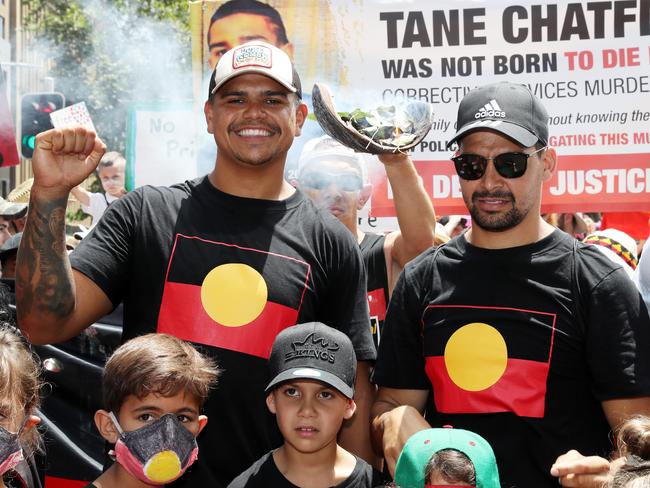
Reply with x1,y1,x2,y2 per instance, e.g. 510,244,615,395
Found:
183,0,650,217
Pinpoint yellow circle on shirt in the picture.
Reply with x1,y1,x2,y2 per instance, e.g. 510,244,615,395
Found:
200,263,268,327
444,322,508,391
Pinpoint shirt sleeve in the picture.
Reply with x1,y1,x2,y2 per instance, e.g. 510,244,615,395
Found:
585,266,650,400
371,256,432,389
81,191,108,225
70,189,142,306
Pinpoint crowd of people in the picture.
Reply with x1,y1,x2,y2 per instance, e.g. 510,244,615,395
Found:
1,1,650,487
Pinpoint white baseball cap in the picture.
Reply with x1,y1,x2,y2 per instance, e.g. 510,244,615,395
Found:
208,41,302,99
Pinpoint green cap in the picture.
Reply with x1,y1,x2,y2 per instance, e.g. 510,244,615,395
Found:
394,428,500,488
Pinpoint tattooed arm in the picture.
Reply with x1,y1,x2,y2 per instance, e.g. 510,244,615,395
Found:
16,127,113,345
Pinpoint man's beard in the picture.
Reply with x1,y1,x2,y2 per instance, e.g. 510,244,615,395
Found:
468,191,526,232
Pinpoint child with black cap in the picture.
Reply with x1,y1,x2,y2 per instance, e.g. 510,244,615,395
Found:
228,322,385,488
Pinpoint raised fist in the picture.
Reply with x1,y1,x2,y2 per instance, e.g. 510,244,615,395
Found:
32,127,107,198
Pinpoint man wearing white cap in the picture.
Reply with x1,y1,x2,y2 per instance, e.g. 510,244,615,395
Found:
297,136,438,349
370,81,650,487
17,41,374,487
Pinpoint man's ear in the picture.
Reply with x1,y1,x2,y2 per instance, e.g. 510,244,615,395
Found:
343,399,357,420
95,410,120,444
204,99,215,135
541,147,557,182
357,183,372,210
266,392,277,414
294,103,308,136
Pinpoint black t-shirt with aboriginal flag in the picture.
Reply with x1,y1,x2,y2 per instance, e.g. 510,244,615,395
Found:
70,177,374,488
371,230,650,487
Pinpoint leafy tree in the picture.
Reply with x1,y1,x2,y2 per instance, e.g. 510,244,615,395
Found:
21,0,192,152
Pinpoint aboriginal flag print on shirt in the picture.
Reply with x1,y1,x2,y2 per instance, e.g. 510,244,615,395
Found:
423,305,556,418
157,234,311,359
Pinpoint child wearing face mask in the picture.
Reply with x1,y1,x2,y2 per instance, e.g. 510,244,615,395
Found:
86,333,220,488
0,322,42,488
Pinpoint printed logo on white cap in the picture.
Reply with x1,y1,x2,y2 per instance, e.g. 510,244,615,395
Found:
474,99,506,119
233,45,272,70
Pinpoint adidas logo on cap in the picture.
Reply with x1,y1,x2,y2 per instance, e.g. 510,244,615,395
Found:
474,99,506,119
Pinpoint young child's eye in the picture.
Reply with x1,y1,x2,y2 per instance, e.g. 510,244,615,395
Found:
283,387,299,397
318,391,334,400
138,413,155,422
177,414,192,423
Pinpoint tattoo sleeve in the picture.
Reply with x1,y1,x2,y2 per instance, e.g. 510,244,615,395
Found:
16,195,75,323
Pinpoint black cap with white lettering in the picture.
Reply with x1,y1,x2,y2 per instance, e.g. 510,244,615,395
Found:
265,322,356,399
447,81,548,149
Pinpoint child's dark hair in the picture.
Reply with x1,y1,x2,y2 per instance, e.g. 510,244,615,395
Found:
102,333,220,414
424,448,476,486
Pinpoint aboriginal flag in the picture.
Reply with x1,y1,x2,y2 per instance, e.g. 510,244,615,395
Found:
368,288,386,346
157,234,311,359
422,305,556,418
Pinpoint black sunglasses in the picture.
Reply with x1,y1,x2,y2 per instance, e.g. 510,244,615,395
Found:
451,146,547,180
299,172,363,192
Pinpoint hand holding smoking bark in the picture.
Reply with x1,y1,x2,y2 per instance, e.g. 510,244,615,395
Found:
31,126,106,200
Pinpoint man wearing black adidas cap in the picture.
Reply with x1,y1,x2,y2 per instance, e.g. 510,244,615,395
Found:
370,81,650,487
18,40,375,487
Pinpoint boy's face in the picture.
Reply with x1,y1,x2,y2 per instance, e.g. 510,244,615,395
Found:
96,390,207,443
266,380,356,455
98,163,126,197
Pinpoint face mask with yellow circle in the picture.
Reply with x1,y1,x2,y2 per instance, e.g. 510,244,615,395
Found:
109,412,198,485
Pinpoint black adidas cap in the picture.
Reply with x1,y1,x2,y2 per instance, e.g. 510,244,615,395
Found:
265,322,356,399
447,82,549,150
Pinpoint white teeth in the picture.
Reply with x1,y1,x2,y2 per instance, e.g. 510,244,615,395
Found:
237,129,271,136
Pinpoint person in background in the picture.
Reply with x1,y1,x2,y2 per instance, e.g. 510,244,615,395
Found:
71,151,127,227
0,233,21,280
583,228,638,280
556,212,589,240
441,215,470,239
634,238,650,312
0,319,42,488
297,136,436,348
0,219,12,248
0,199,27,238
370,81,650,486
